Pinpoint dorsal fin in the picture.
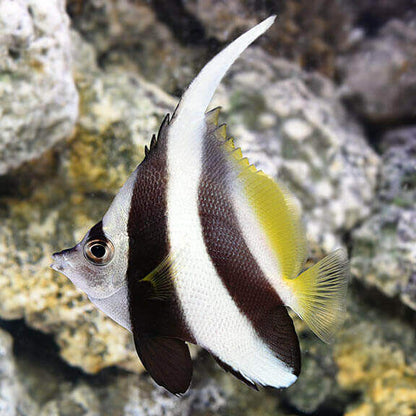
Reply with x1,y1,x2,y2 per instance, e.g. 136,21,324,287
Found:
157,113,170,143
214,123,227,141
222,137,308,279
205,106,221,127
204,104,306,277
143,114,171,161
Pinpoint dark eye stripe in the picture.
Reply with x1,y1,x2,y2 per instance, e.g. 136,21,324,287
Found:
88,220,107,241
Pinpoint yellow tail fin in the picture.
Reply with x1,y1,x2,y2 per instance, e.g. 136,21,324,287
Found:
286,249,349,343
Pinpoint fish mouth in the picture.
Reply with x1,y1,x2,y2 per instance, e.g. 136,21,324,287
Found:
50,248,74,272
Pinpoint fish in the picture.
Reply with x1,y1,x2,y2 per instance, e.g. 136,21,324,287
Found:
51,15,349,394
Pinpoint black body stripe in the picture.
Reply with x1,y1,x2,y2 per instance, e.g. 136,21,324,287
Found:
198,123,300,376
126,116,193,342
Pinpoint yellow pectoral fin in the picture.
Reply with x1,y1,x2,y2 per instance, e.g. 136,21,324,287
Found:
285,249,349,343
141,255,178,301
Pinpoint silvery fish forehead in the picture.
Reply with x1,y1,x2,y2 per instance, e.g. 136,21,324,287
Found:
101,168,138,286
51,167,137,299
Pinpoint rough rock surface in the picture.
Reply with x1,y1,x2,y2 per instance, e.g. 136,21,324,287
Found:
183,0,351,77
0,31,176,374
0,328,38,416
0,2,415,415
68,0,353,92
69,0,206,95
343,0,416,33
0,328,18,416
334,290,416,416
351,127,416,310
210,48,379,254
338,17,416,122
0,322,288,416
0,0,78,175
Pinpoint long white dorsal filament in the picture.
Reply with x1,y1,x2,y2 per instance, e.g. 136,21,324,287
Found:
174,16,276,123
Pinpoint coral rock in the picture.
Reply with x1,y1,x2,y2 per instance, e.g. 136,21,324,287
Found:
0,0,78,175
351,127,416,310
338,18,416,122
0,32,176,374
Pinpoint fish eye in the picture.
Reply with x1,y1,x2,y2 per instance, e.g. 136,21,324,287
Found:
84,239,114,265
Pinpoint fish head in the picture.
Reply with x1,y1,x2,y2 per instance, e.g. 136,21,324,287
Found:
51,168,136,299
51,218,129,299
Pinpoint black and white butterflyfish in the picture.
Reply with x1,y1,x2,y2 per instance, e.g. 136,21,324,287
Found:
51,16,349,394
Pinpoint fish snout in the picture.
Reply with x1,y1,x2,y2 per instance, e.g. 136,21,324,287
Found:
50,247,74,272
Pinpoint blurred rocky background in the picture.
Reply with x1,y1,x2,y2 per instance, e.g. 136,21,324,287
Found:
0,0,415,415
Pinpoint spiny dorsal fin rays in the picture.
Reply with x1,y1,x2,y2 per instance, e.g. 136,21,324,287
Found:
172,16,276,124
215,124,227,140
143,114,171,160
205,107,221,127
157,113,170,143
144,134,156,157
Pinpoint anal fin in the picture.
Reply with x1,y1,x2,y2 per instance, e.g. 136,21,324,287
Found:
134,335,193,394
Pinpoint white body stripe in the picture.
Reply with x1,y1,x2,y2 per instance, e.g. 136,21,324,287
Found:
166,16,296,388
